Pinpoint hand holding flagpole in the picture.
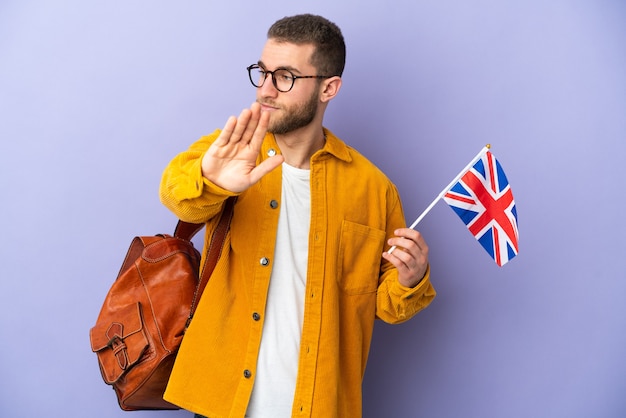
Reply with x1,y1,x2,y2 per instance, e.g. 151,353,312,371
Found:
387,144,491,254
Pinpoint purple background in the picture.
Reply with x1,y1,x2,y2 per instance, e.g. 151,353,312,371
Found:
1,1,625,417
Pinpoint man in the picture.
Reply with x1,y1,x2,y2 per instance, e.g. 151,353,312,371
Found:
159,13,435,418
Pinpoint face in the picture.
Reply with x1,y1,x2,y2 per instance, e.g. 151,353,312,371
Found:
255,40,321,134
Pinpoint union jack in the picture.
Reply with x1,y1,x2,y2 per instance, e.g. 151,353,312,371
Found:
443,151,519,266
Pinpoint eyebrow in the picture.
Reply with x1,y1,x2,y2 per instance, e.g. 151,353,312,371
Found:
257,60,302,75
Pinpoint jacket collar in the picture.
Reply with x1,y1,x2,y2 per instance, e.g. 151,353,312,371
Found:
318,128,352,163
261,128,352,164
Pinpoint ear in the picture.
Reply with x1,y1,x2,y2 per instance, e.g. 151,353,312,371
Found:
320,76,342,103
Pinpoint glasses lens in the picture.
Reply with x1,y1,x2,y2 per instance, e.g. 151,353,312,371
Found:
248,65,265,88
272,69,295,92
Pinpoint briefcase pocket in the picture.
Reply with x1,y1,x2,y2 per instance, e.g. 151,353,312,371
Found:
90,302,150,384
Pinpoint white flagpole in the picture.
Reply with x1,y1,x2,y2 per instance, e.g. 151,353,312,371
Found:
387,144,491,254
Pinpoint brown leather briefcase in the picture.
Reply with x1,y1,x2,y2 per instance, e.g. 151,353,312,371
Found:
89,198,234,410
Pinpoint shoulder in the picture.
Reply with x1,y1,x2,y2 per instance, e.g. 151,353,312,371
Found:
324,129,393,183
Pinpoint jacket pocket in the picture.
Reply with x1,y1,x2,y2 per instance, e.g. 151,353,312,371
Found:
337,220,386,295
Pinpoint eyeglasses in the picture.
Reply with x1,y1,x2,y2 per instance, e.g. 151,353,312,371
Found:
247,64,333,93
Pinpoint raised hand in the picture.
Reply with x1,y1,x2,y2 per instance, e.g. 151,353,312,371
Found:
201,102,284,193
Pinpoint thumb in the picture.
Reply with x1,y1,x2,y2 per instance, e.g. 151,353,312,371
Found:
248,154,285,185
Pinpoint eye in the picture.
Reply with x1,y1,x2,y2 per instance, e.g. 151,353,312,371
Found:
276,70,294,82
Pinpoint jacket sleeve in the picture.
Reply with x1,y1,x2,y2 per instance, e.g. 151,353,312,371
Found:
159,130,236,224
375,185,436,324
376,266,436,324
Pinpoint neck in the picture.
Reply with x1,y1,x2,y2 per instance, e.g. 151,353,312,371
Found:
274,126,326,169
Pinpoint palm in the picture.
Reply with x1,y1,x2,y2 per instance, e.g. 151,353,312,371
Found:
202,103,283,193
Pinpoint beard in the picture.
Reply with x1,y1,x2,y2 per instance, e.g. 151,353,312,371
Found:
265,89,319,135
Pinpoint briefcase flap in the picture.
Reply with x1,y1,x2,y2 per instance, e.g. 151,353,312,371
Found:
90,302,149,384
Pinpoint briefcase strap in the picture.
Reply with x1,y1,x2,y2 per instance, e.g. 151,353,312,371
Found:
179,196,236,327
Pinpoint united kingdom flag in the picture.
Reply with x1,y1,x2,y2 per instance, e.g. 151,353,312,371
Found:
443,151,519,266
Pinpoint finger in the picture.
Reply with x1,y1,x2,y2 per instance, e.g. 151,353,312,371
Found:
238,103,263,144
390,244,414,267
382,250,412,275
229,108,253,144
394,229,427,252
248,110,270,152
387,237,416,257
214,116,238,146
386,231,428,268
383,241,427,272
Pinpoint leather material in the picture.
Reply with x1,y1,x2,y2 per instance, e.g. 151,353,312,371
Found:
90,197,235,411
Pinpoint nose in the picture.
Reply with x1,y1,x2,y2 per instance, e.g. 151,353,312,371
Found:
258,74,279,98
256,80,280,99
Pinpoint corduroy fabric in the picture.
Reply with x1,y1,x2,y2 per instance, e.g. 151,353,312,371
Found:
159,129,436,418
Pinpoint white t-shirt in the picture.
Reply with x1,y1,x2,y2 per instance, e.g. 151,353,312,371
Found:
246,163,310,417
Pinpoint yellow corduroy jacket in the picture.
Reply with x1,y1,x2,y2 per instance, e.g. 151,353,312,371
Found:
159,128,436,418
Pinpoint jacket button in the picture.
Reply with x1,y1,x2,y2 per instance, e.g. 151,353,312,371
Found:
243,369,252,378
267,148,277,157
269,199,278,209
260,257,270,266
252,312,261,321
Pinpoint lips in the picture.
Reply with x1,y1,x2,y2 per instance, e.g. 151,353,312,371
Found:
259,101,279,112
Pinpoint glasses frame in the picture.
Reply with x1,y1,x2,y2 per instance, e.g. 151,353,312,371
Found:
247,64,334,92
